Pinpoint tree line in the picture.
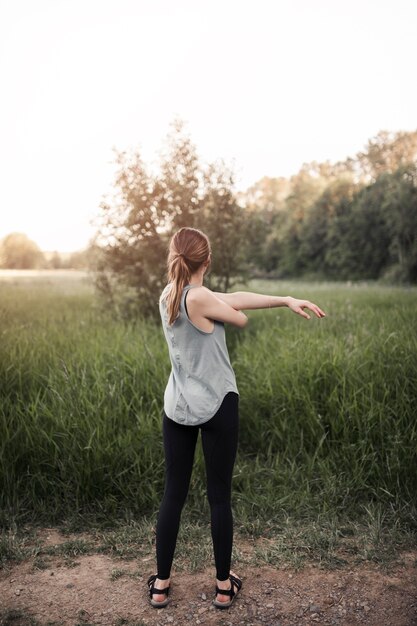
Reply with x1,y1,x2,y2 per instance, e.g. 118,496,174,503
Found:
0,233,95,270
93,120,417,320
3,120,416,318
243,130,417,283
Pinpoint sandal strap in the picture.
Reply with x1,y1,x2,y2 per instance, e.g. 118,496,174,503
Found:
147,574,170,597
229,574,242,591
150,585,170,596
215,585,233,597
216,573,242,598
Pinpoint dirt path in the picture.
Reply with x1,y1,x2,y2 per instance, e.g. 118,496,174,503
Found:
1,529,416,626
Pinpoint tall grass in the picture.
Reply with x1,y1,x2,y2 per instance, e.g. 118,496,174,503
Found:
233,281,417,528
1,278,416,534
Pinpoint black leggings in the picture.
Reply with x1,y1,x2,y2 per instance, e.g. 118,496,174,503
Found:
155,391,239,581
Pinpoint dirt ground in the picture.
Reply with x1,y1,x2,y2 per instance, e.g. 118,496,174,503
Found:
0,528,416,626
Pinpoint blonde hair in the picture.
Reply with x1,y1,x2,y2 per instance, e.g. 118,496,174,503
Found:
163,227,211,326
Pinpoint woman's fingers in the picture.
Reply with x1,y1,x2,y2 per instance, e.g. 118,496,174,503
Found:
290,305,310,319
291,300,326,319
308,303,326,318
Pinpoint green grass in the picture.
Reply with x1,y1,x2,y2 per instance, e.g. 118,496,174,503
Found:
1,510,414,574
0,276,416,561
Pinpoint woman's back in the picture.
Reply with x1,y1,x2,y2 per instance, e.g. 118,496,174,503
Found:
159,283,239,425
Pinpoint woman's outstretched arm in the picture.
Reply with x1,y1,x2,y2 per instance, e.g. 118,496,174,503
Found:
213,291,326,320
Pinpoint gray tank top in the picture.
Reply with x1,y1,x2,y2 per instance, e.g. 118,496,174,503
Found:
159,283,239,425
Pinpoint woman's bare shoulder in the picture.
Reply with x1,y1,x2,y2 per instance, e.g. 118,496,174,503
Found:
187,285,214,301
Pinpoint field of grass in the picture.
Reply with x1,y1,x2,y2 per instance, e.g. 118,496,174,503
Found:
1,274,416,564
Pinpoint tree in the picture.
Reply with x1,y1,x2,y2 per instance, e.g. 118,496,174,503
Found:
239,176,291,219
198,161,249,291
297,177,358,274
68,243,101,270
237,176,291,276
158,117,202,231
357,130,417,181
46,251,62,269
93,147,169,319
380,165,417,282
93,118,250,320
0,232,44,269
324,177,392,279
268,166,327,276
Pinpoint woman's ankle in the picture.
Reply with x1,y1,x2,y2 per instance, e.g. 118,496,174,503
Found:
216,577,231,589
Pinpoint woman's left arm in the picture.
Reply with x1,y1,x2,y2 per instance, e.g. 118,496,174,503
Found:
213,291,326,320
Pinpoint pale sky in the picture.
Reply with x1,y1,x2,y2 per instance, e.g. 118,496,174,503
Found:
1,0,416,252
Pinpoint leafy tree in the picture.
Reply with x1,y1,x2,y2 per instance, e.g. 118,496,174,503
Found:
67,243,101,270
380,165,417,282
324,166,417,282
325,177,392,279
268,166,326,276
197,161,249,291
241,210,272,274
93,118,250,319
46,251,63,269
158,117,202,230
297,177,358,274
262,214,288,276
239,176,291,219
94,146,171,319
237,176,291,275
0,232,44,269
357,130,417,181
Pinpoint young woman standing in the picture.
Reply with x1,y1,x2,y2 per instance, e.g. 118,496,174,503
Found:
147,226,326,609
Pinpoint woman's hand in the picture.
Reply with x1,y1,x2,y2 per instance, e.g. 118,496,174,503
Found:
286,297,326,320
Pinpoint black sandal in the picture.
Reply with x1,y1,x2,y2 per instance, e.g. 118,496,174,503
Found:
147,574,170,608
213,573,242,609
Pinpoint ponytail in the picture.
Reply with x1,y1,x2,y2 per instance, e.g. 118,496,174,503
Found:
162,227,211,326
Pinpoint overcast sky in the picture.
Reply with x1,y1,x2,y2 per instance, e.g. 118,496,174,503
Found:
1,0,416,251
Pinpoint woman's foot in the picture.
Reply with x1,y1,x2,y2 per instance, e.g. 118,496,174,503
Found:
153,577,171,603
215,570,242,606
216,578,232,604
147,575,171,607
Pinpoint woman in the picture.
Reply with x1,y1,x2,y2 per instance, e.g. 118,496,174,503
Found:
147,226,326,609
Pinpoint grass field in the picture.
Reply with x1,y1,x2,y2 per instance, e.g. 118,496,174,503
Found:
1,272,416,567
